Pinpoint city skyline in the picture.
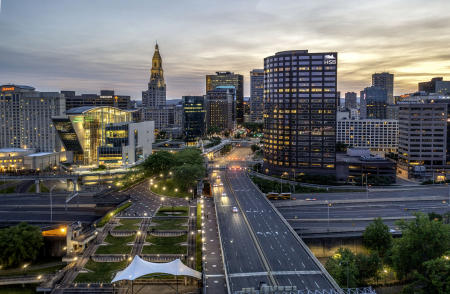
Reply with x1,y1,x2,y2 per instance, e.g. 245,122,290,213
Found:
0,0,449,99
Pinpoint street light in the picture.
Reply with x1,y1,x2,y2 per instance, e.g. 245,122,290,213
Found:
326,201,332,231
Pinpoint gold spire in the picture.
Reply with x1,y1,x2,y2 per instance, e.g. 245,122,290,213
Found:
150,42,164,87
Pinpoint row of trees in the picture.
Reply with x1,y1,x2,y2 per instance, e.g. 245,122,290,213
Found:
0,222,43,268
142,148,205,190
326,214,450,293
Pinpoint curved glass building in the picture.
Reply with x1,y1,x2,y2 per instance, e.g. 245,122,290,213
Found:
263,50,338,177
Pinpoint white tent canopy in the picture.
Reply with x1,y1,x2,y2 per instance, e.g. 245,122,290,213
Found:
111,256,202,283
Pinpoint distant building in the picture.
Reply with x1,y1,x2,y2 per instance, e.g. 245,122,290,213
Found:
337,119,398,153
142,43,166,108
418,77,450,95
344,92,357,110
263,50,338,176
206,86,235,132
386,105,399,120
250,69,264,123
53,106,153,166
63,90,131,110
206,72,243,124
360,86,388,119
372,72,394,105
0,148,71,172
0,85,65,152
182,96,205,144
397,100,450,179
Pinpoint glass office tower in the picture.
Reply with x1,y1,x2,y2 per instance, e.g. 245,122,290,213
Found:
182,96,206,145
263,50,338,177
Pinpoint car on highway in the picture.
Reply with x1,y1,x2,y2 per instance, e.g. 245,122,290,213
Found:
232,206,238,213
221,192,227,197
305,198,317,201
213,183,218,187
218,182,223,186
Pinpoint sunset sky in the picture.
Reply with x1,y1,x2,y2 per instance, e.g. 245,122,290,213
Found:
0,0,449,99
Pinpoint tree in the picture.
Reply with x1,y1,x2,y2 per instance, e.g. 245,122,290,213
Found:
336,141,348,152
174,148,204,166
251,144,260,153
172,164,205,190
325,248,360,288
0,222,43,268
142,151,177,175
391,213,450,279
356,252,382,284
363,217,393,258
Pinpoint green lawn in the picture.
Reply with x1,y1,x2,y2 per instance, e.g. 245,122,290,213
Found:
142,234,187,254
196,203,201,229
151,219,187,231
155,206,189,217
27,182,49,193
196,233,202,272
150,178,191,198
0,186,16,194
74,260,127,283
95,234,135,254
0,285,38,294
113,219,141,231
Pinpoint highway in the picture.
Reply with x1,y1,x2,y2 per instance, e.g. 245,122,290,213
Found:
214,165,341,292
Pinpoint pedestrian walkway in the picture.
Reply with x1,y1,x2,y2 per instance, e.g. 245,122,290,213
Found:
203,197,227,294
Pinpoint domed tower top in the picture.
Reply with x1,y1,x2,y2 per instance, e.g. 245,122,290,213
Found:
150,42,164,87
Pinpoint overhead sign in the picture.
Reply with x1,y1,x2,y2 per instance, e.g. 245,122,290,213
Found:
324,54,336,65
1,86,15,92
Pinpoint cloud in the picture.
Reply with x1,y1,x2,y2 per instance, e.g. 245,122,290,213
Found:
0,0,449,98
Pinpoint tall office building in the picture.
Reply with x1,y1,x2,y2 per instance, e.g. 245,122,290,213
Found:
206,86,235,132
142,43,166,108
360,86,388,119
182,96,206,144
62,90,131,110
250,69,264,123
263,50,338,176
418,77,450,95
397,100,450,179
206,72,243,124
0,85,65,152
344,92,357,110
372,72,394,105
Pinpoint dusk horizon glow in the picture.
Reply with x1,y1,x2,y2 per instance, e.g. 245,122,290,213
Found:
0,0,449,99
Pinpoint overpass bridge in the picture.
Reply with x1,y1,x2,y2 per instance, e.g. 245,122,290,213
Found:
213,169,343,293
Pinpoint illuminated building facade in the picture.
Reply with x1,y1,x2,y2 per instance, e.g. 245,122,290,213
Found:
0,84,65,152
206,72,243,124
53,106,153,166
372,72,394,105
418,77,450,95
360,86,388,119
263,50,338,176
62,90,131,110
206,86,235,132
250,69,264,123
182,96,206,144
337,119,398,153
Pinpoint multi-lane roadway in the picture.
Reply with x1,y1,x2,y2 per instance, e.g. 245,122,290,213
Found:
213,168,342,293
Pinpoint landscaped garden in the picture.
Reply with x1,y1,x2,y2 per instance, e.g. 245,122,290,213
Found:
95,234,135,255
150,219,187,231
150,178,191,198
142,234,187,254
155,206,189,217
113,219,141,231
74,260,127,283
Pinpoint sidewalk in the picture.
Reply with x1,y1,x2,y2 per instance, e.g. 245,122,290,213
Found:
202,197,227,294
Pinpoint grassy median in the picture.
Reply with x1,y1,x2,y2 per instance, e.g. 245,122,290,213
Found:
142,235,187,254
155,206,189,217
150,178,190,198
95,234,135,254
113,219,141,231
151,219,187,231
74,260,127,283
